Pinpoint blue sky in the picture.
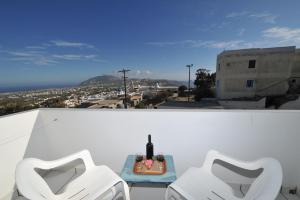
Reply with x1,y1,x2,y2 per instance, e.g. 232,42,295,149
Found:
0,0,300,87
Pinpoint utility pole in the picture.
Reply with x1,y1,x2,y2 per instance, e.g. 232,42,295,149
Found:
118,68,130,108
186,64,193,102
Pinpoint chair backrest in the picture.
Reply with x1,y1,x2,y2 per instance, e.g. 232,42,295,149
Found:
16,158,56,200
244,158,282,200
204,150,282,200
16,150,95,199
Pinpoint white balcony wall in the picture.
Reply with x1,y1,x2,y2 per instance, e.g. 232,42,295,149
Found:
0,110,39,200
24,109,300,190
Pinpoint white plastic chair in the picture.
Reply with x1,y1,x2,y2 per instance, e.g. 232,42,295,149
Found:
16,150,130,200
166,150,282,200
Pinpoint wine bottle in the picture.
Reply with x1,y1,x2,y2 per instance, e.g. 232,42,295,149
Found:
146,134,154,160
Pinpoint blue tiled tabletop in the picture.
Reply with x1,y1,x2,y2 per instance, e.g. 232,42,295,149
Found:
120,155,177,184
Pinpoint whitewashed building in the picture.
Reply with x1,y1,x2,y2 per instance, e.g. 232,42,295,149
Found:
216,46,300,99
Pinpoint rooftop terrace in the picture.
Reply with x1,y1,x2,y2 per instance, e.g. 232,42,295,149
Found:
1,108,300,200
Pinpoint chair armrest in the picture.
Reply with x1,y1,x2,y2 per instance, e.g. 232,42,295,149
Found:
202,150,264,171
36,150,95,170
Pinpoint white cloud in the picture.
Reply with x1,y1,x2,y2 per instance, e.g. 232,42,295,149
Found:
226,11,277,24
145,70,152,75
130,69,153,78
52,54,98,60
146,40,210,48
238,28,246,36
1,49,100,65
146,39,254,49
26,46,46,50
145,41,178,47
7,51,35,57
197,22,231,32
207,40,246,49
0,40,102,65
181,40,211,48
84,55,98,59
32,58,58,65
226,11,249,18
249,12,277,24
136,70,141,75
263,27,300,44
50,40,94,48
148,26,300,50
4,50,58,65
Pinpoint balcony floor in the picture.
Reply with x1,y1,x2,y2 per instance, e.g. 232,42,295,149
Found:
15,185,300,200
128,185,300,200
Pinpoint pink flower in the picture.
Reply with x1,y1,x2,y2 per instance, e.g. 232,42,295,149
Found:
145,159,153,169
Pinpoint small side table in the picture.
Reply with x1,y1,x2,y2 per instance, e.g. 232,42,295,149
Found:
120,155,177,186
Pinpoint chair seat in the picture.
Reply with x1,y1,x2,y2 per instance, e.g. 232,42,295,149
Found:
169,167,240,200
56,166,123,200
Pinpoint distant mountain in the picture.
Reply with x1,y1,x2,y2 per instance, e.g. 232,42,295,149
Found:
80,75,186,87
80,75,122,86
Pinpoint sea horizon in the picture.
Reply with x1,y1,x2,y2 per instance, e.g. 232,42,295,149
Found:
0,83,77,94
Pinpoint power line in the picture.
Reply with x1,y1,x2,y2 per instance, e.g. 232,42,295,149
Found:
118,68,130,109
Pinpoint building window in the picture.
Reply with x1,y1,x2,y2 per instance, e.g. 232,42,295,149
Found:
226,63,230,67
248,60,256,68
246,80,254,88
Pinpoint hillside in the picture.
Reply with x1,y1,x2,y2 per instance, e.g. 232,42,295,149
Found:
80,75,122,86
80,75,186,87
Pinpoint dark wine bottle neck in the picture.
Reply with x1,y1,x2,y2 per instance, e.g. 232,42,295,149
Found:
148,135,151,143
